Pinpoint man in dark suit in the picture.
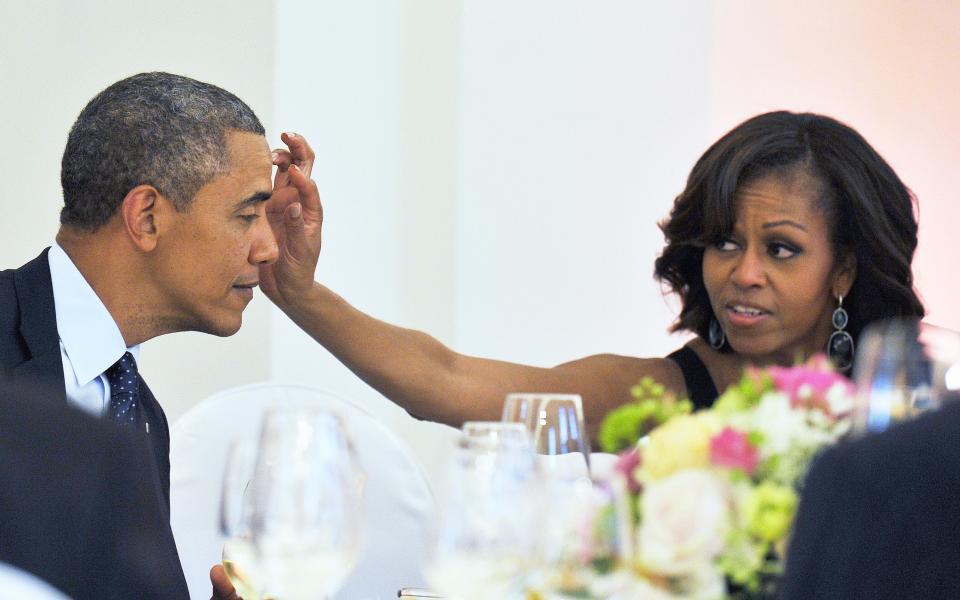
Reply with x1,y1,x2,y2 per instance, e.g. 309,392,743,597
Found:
0,72,316,598
780,400,960,599
0,385,189,599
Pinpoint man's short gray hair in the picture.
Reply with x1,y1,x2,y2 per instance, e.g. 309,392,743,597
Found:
60,72,265,231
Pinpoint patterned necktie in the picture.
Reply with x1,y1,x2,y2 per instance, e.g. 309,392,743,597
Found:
106,351,149,431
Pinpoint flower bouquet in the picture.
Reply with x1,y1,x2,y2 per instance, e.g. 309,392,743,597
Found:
584,355,855,599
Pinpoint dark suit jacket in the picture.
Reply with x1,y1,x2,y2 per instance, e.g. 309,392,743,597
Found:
0,249,188,598
0,389,190,599
780,401,960,599
0,250,172,508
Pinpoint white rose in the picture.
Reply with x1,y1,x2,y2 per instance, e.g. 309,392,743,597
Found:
603,575,678,600
826,381,855,417
637,469,732,576
677,564,727,600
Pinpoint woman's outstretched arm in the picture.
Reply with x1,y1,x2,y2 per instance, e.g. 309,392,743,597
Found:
277,279,683,434
260,133,685,436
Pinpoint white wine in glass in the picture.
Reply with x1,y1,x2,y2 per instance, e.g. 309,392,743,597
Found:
222,537,262,600
250,407,365,600
220,440,268,600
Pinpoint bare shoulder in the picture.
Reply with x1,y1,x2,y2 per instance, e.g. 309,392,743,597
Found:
547,352,690,439
552,353,688,404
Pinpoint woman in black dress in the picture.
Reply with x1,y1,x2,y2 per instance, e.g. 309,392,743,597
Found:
262,111,925,436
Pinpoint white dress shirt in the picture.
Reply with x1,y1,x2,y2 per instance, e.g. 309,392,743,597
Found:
47,243,140,417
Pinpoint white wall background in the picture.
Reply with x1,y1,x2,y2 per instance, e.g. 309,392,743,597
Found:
267,0,713,484
2,0,958,507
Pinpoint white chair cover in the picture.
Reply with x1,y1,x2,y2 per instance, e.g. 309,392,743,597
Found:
169,383,436,600
0,562,71,599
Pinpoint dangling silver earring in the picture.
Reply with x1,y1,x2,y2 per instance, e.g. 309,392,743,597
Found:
827,295,854,372
709,317,726,350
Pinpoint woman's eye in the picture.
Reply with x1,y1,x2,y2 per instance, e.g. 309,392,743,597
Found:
239,213,258,224
768,242,799,259
714,239,738,252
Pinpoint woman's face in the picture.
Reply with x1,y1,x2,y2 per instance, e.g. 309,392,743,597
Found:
702,173,855,364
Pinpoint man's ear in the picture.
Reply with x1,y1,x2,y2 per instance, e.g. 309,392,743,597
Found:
119,185,169,252
833,251,858,299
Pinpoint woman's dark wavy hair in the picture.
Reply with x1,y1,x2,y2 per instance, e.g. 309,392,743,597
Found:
654,111,925,350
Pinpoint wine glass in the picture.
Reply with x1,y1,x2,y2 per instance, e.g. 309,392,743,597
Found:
537,473,635,598
852,318,960,434
249,407,365,600
531,394,592,480
501,393,547,432
220,440,267,600
502,393,592,478
426,430,542,600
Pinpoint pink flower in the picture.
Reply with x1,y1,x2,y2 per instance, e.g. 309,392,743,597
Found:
768,354,855,416
615,447,643,493
709,427,759,474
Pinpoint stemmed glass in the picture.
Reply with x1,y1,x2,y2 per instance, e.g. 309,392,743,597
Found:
501,393,546,432
249,407,365,600
502,394,612,594
537,473,635,598
220,440,268,600
852,318,960,434
426,426,542,600
503,393,592,479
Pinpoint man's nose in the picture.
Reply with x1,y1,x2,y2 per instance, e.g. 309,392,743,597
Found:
250,215,279,265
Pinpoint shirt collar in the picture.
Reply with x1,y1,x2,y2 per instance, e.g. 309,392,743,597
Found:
48,243,140,386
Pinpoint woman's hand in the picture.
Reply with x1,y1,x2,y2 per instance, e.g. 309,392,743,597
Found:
260,132,324,308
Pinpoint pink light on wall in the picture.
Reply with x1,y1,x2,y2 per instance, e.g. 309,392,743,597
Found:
709,0,960,330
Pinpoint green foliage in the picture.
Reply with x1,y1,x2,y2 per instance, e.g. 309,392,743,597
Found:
713,370,774,416
597,377,692,453
718,529,767,590
757,444,819,487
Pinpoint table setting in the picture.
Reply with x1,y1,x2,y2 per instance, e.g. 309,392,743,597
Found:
214,318,960,600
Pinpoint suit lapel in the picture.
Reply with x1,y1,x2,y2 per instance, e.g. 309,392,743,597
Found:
11,250,66,403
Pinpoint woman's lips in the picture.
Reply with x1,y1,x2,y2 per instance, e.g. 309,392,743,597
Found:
725,303,769,328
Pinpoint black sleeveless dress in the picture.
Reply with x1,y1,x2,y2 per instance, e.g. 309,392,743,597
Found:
666,346,719,410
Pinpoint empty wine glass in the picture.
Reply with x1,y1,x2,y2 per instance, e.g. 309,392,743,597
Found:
249,407,365,600
426,430,542,600
852,318,960,434
501,393,547,432
220,440,267,600
502,393,592,479
539,395,592,480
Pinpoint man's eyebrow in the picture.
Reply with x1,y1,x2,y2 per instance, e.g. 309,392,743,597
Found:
762,219,807,232
233,191,272,210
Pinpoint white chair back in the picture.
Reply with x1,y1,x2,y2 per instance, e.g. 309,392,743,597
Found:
0,563,71,599
170,383,436,599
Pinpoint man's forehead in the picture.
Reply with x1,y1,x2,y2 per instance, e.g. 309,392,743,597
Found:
221,131,273,186
187,131,272,207
225,130,272,164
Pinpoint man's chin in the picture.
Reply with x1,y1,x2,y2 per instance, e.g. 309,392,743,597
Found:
192,313,243,338
212,319,243,338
